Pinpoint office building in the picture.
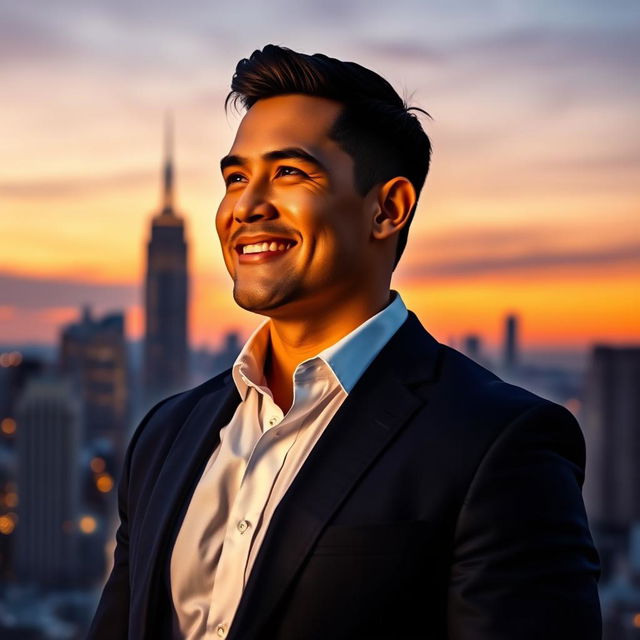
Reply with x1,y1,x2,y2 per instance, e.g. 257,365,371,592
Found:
582,346,640,530
60,307,128,456
503,313,519,372
14,377,81,586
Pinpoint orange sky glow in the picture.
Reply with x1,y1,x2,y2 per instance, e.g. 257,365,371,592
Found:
1,4,638,352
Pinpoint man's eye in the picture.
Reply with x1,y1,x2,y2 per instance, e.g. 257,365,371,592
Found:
276,166,307,178
224,173,246,186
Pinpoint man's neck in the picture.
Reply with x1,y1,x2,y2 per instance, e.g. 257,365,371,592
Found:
263,291,392,413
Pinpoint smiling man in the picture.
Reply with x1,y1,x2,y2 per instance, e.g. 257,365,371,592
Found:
88,45,601,640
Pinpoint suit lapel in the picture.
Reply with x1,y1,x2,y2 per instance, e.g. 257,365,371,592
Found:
131,378,241,639
228,313,440,640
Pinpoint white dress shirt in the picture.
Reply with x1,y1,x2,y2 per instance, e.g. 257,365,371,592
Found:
169,292,408,639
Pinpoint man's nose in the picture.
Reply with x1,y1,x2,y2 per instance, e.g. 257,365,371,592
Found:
233,182,277,223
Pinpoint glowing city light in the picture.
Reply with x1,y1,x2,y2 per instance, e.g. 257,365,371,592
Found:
96,474,114,493
90,457,106,473
4,492,18,508
0,515,15,535
0,352,22,367
79,516,97,534
1,418,16,435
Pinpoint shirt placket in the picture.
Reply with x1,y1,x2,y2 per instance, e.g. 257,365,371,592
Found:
205,389,307,638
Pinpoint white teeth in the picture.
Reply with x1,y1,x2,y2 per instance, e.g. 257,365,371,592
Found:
241,241,295,255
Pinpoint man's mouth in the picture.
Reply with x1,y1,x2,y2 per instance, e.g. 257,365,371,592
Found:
234,236,298,263
238,240,295,255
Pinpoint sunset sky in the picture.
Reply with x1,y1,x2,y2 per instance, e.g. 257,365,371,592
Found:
1,0,639,353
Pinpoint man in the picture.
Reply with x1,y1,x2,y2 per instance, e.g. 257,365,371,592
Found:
88,45,601,639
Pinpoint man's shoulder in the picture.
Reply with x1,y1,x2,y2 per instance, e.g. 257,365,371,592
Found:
438,344,539,404
409,341,586,486
384,313,572,431
128,369,236,462
150,368,234,420
427,342,578,436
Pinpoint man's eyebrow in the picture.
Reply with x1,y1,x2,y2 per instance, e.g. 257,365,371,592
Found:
263,147,327,172
219,147,327,173
220,154,245,172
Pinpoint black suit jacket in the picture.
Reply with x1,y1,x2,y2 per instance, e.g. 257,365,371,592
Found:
87,312,601,639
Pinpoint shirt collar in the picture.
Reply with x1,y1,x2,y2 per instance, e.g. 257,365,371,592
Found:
231,319,271,401
317,290,407,393
231,290,408,399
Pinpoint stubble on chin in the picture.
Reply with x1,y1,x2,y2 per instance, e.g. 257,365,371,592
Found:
231,274,300,315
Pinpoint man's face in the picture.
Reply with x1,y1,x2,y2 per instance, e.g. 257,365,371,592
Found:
216,94,373,318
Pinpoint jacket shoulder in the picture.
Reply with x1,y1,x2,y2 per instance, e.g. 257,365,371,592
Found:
147,369,233,424
128,369,234,465
425,344,585,466
435,343,563,418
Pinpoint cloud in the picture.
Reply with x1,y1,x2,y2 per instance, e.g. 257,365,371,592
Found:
360,40,443,63
0,169,156,199
361,21,640,101
534,149,640,173
0,271,138,311
397,238,640,281
0,8,77,63
467,24,640,83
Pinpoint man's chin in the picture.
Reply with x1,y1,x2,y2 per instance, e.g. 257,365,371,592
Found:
232,285,295,316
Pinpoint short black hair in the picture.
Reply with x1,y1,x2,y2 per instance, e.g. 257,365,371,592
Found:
226,44,432,269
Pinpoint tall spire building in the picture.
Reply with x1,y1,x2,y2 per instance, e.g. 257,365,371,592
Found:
143,115,189,406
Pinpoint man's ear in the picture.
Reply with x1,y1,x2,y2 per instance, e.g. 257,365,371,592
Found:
371,177,416,240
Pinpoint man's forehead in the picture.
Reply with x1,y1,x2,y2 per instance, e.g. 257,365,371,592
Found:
230,94,342,153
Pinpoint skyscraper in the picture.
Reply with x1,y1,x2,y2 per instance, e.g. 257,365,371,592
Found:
15,376,80,587
143,115,189,407
60,306,129,457
582,345,640,530
462,334,482,364
503,313,519,372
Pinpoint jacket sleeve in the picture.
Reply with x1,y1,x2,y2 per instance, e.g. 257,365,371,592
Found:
86,400,168,639
447,401,602,639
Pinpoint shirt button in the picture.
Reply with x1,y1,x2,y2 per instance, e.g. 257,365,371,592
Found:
216,623,227,638
237,519,250,534
268,416,278,427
